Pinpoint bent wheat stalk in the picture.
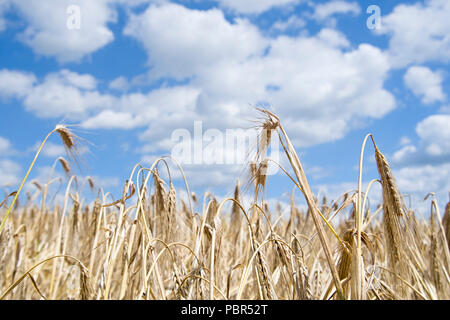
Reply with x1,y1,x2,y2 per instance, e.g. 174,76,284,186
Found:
256,109,345,299
0,125,80,237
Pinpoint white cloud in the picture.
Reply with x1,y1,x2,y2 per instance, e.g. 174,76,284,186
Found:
81,110,144,129
316,28,350,47
0,68,202,131
11,0,116,63
89,85,201,136
390,114,450,211
271,15,306,32
215,0,301,14
8,0,154,63
124,3,394,148
0,136,11,153
6,2,392,155
22,69,113,119
132,86,201,141
0,159,20,187
124,3,268,80
376,0,450,68
404,66,445,104
57,69,98,90
0,137,20,188
0,69,36,98
2,4,396,153
399,136,411,146
416,114,450,157
312,1,361,21
2,0,449,208
0,0,10,32
0,69,104,118
393,114,450,164
260,40,393,146
109,76,130,91
396,163,450,196
1,3,401,191
394,162,450,212
37,141,65,158
392,145,417,164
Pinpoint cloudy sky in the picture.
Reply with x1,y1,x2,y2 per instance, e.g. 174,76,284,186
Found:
0,0,449,212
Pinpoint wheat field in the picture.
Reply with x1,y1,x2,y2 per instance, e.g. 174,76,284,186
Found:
0,110,449,300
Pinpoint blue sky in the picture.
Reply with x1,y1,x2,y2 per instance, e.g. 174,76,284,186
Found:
0,0,449,213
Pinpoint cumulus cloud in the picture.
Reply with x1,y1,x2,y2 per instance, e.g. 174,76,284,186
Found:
0,69,113,119
114,86,201,135
404,66,445,104
394,162,450,212
316,27,350,47
390,114,450,210
109,76,130,91
375,0,450,68
416,114,450,157
8,0,154,63
395,163,450,196
106,3,394,191
23,69,113,119
393,114,450,165
215,0,301,14
0,69,36,98
36,141,65,158
374,7,450,193
0,2,396,167
0,159,20,187
79,85,200,130
312,1,361,23
124,3,394,149
124,3,268,80
0,2,403,191
0,68,202,131
10,0,116,63
81,110,144,129
0,136,20,187
0,136,11,153
392,145,418,164
271,15,306,33
0,0,10,32
256,40,393,146
399,136,412,146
